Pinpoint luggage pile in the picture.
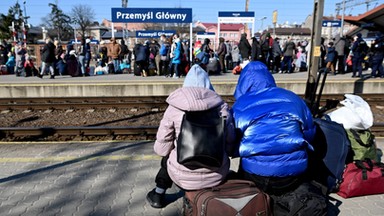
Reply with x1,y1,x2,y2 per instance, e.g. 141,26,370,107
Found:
326,94,384,198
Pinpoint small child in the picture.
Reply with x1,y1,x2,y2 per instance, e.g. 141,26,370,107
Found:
325,42,336,75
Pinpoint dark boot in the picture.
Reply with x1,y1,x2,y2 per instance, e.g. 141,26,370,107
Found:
146,189,165,208
50,75,55,79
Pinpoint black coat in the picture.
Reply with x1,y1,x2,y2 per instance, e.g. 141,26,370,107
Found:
41,42,56,63
238,36,251,59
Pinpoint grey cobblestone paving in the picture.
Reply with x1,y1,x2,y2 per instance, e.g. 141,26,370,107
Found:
0,140,382,216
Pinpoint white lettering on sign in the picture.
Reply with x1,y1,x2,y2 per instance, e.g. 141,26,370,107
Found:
116,12,154,21
155,12,187,21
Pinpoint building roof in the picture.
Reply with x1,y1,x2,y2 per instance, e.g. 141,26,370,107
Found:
199,23,245,31
264,27,311,36
340,4,384,32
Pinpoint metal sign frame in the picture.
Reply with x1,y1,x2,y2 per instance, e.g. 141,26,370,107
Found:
217,11,255,48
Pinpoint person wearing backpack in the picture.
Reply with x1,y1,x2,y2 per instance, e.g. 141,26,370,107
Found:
351,33,368,78
159,34,171,76
231,61,327,215
146,63,236,209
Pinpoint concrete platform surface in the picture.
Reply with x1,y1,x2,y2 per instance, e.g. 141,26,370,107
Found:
0,139,382,216
0,69,383,98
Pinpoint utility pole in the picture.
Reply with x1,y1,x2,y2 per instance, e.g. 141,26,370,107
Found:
304,0,325,107
244,0,250,37
122,0,128,43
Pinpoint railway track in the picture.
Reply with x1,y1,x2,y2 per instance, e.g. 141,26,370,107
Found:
0,94,383,141
0,94,382,110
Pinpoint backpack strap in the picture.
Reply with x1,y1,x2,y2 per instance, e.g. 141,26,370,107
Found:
350,129,374,147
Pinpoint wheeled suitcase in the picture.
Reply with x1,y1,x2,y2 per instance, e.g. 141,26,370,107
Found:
183,179,272,216
308,117,352,193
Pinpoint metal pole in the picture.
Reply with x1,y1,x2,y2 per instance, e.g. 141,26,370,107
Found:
340,0,346,37
190,23,193,64
304,0,325,103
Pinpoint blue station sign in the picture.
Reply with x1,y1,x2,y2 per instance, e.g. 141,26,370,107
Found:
196,32,215,36
218,12,255,17
136,30,176,38
218,11,255,23
322,20,342,27
111,8,192,23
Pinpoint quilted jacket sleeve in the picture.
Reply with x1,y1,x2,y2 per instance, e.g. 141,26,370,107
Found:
154,106,181,157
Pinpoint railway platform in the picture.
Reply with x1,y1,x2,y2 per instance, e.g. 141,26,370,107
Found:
0,69,383,98
0,139,382,216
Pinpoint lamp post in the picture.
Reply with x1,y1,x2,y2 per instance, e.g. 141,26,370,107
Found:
256,16,267,33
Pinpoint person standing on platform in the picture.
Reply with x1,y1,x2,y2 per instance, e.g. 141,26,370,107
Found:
38,38,56,79
77,38,87,76
54,40,65,76
280,37,296,73
370,36,384,78
217,37,227,73
84,39,92,71
0,44,8,66
159,34,171,77
170,34,183,79
98,41,108,67
108,37,122,74
14,42,27,77
238,33,251,62
5,52,15,74
272,37,283,73
325,42,336,75
224,40,233,70
231,43,240,67
351,33,368,78
334,35,346,74
251,35,263,62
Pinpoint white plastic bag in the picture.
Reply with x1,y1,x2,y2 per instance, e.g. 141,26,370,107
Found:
328,94,373,130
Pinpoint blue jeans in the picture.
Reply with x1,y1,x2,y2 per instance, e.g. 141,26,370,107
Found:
172,63,180,77
40,62,54,76
281,56,292,73
78,55,86,75
113,59,120,73
352,57,363,77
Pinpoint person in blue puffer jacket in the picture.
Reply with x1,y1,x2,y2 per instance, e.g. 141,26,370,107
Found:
231,61,316,195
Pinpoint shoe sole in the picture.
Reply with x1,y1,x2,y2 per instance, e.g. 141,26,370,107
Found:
146,193,164,209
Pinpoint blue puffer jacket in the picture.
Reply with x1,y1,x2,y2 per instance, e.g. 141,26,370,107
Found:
172,39,182,64
231,61,316,177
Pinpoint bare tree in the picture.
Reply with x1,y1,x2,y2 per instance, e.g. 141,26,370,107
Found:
41,3,72,41
70,4,95,39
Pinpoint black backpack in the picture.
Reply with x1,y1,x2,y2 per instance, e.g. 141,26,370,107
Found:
177,108,226,170
357,40,369,56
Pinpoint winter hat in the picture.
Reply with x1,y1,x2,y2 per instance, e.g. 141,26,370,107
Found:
183,64,215,91
356,33,362,38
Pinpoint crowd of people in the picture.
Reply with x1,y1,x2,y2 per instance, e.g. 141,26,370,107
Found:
0,32,383,79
